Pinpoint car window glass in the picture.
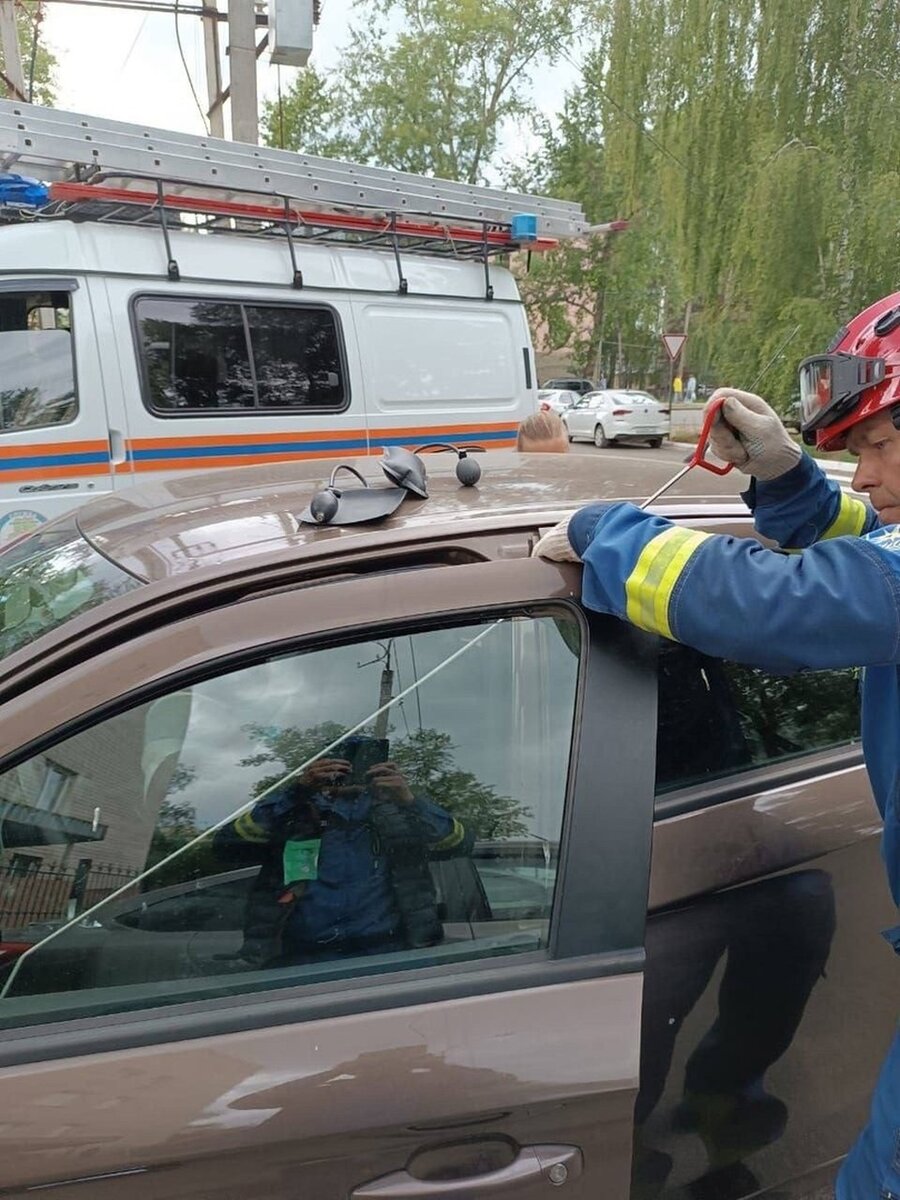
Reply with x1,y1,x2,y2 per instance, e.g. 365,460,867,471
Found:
655,643,860,793
0,518,141,663
135,297,347,415
0,612,580,1028
244,306,344,410
0,293,76,432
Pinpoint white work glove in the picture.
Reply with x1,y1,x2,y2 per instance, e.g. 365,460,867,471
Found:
533,515,582,562
707,389,801,481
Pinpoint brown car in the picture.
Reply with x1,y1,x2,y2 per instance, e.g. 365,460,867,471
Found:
0,450,893,1200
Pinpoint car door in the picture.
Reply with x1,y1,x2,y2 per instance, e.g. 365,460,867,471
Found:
0,557,657,1200
636,642,896,1199
0,279,114,545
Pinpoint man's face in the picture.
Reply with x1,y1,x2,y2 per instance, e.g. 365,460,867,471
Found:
519,434,570,454
847,408,900,524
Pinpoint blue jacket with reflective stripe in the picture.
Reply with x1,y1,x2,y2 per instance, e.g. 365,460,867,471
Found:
567,453,900,938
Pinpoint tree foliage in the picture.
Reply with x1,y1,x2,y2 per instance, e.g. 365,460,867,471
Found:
524,0,900,403
241,720,531,839
263,0,589,184
265,0,898,407
0,4,55,106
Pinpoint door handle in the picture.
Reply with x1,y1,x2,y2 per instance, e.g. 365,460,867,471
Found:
351,1144,583,1197
108,428,127,466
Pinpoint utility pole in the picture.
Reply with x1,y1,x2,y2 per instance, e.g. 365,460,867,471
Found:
374,643,394,740
0,0,26,101
227,0,258,144
202,0,225,137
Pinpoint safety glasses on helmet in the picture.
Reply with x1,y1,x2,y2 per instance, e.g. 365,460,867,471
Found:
798,352,887,436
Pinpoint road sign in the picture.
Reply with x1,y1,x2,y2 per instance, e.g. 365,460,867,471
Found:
662,334,687,360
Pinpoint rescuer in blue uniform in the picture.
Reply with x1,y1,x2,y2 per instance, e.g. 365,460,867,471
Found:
535,291,900,1200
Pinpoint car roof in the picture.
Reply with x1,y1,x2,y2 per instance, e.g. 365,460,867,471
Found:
76,450,746,584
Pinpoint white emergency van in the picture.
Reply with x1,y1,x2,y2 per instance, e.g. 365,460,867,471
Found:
0,102,593,544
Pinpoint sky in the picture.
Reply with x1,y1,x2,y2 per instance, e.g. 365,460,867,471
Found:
39,0,573,166
42,0,351,136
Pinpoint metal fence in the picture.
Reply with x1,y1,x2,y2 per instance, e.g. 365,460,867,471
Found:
0,862,138,930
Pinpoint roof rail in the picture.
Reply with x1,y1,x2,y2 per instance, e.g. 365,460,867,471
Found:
0,100,589,240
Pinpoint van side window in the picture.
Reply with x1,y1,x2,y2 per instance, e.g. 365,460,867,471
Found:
0,292,76,431
135,297,347,415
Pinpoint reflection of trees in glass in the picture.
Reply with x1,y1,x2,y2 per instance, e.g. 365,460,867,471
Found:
2,557,94,657
147,798,200,866
241,720,532,839
140,301,252,411
725,664,860,759
0,542,138,660
0,387,76,431
139,299,342,411
144,790,221,886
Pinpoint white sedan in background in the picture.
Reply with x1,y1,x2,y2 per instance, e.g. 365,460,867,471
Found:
563,389,670,448
537,388,580,415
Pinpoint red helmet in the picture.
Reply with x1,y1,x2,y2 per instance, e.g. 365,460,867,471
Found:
800,291,900,451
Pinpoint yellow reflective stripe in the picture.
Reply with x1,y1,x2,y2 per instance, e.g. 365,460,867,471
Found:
431,817,465,852
821,492,868,540
625,527,712,639
234,809,269,844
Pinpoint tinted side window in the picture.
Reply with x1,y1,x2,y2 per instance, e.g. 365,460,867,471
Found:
655,644,860,793
135,297,347,415
0,613,579,1028
245,305,344,409
0,292,76,431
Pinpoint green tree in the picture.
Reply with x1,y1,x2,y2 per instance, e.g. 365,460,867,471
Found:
263,0,589,183
524,0,900,403
0,3,55,106
260,65,354,157
241,720,531,839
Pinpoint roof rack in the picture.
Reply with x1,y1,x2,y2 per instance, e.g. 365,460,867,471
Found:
0,102,622,296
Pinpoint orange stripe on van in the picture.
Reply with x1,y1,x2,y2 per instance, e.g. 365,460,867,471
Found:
0,439,109,459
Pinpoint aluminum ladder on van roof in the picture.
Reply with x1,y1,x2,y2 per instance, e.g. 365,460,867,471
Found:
0,100,609,241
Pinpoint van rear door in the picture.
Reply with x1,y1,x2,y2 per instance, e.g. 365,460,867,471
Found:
0,280,113,546
353,296,527,450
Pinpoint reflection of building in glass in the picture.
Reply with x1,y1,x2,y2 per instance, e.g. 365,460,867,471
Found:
0,697,189,926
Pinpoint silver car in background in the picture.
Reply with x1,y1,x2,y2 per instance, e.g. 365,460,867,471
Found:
564,389,670,448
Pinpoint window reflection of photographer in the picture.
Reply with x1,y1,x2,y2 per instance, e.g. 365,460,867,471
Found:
214,735,473,967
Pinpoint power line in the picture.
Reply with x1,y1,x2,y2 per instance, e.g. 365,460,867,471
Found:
119,9,150,73
31,0,266,22
174,0,209,133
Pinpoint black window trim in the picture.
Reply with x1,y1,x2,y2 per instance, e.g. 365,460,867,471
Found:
129,290,352,419
0,283,80,436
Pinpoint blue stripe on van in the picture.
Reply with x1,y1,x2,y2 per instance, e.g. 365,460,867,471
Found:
0,451,110,470
128,428,515,462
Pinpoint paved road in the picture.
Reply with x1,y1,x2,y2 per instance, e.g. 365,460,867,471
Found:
568,437,858,485
568,438,689,467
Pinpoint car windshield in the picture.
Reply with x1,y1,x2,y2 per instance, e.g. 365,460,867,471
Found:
0,519,141,662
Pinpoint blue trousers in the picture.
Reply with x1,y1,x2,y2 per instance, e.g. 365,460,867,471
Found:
837,1027,900,1199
